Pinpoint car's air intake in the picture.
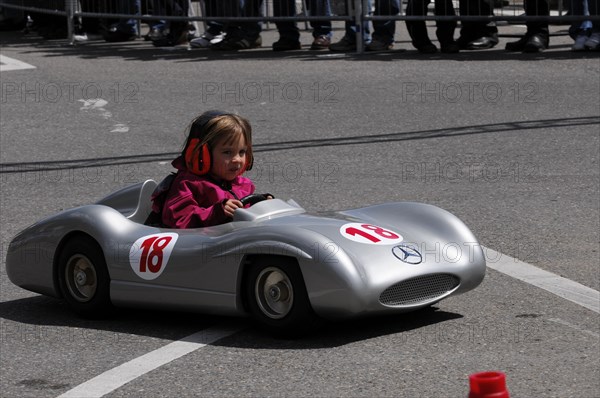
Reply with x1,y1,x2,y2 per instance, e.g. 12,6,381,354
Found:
379,274,460,306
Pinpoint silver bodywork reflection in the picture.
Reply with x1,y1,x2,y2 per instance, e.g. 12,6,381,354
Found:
6,180,486,320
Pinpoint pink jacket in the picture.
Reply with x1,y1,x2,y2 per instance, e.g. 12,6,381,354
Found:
153,157,255,229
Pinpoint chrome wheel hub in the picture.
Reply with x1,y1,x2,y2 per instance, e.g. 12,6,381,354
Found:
255,267,294,319
65,254,97,303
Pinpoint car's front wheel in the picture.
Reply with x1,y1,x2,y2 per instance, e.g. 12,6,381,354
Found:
245,257,320,337
57,235,112,317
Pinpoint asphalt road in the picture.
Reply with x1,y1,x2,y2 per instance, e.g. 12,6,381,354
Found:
1,21,599,398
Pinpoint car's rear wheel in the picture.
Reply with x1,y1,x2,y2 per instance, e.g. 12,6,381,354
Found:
57,236,111,317
245,257,320,337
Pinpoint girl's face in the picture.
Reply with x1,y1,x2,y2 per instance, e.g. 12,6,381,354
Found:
210,133,247,182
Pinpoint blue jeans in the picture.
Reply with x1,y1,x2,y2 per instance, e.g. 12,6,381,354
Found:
569,0,596,38
274,0,333,40
371,0,400,43
344,0,400,44
150,0,189,31
114,0,140,34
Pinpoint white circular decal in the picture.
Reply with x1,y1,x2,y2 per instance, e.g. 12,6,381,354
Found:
129,233,178,280
339,223,403,245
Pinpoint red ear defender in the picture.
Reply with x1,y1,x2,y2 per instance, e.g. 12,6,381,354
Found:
241,150,253,174
184,138,211,175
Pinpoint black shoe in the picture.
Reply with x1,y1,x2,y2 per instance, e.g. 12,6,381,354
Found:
506,34,548,52
272,37,301,51
456,35,471,49
466,35,498,50
457,35,498,50
366,38,394,51
523,34,549,52
211,35,262,50
329,36,356,52
505,36,528,51
440,41,460,53
415,42,437,53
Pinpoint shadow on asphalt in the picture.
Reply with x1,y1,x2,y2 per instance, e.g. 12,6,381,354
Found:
1,30,599,63
0,295,461,348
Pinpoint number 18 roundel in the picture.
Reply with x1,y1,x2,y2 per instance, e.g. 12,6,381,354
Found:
129,233,179,280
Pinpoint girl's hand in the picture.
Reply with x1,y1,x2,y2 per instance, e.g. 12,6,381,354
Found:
223,199,243,218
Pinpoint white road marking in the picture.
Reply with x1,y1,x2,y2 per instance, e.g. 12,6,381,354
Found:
78,98,130,132
547,318,600,338
484,248,600,314
0,55,36,71
57,325,241,398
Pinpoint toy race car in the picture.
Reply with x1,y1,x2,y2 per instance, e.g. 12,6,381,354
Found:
6,180,486,335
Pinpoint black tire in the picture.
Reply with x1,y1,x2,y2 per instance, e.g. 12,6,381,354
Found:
57,236,112,317
245,257,320,338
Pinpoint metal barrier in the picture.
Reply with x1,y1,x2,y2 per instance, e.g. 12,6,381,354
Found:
1,0,599,51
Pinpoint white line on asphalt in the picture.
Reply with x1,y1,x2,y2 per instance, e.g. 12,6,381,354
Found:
0,55,36,71
547,318,600,338
484,248,600,314
57,325,241,398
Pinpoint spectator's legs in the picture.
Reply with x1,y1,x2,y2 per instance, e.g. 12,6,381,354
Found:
371,0,400,45
239,0,262,41
584,0,600,49
211,0,263,50
505,0,550,51
273,0,301,50
458,0,498,49
112,0,140,36
204,0,225,36
434,0,457,45
307,0,333,49
525,0,550,39
405,0,434,50
309,0,333,38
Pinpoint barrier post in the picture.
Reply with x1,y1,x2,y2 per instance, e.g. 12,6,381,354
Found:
355,0,364,53
65,0,77,45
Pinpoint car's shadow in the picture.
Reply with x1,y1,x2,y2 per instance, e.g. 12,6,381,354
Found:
0,295,462,348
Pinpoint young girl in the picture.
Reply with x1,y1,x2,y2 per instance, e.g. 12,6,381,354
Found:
151,110,259,228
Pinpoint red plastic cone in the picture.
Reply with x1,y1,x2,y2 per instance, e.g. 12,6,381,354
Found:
468,371,509,398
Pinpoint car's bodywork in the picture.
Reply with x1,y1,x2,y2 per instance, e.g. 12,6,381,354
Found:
6,180,486,330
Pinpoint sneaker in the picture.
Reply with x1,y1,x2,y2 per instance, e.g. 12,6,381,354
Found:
211,35,262,51
190,32,215,48
310,35,331,50
210,33,226,45
572,33,589,51
272,37,301,51
329,36,356,52
73,32,89,42
366,38,393,52
584,32,600,50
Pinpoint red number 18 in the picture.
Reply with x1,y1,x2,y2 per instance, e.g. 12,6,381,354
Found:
345,224,400,243
139,236,172,273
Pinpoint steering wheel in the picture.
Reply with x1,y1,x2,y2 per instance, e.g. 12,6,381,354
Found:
240,194,269,207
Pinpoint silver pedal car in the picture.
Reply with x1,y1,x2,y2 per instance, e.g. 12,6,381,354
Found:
6,180,486,335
